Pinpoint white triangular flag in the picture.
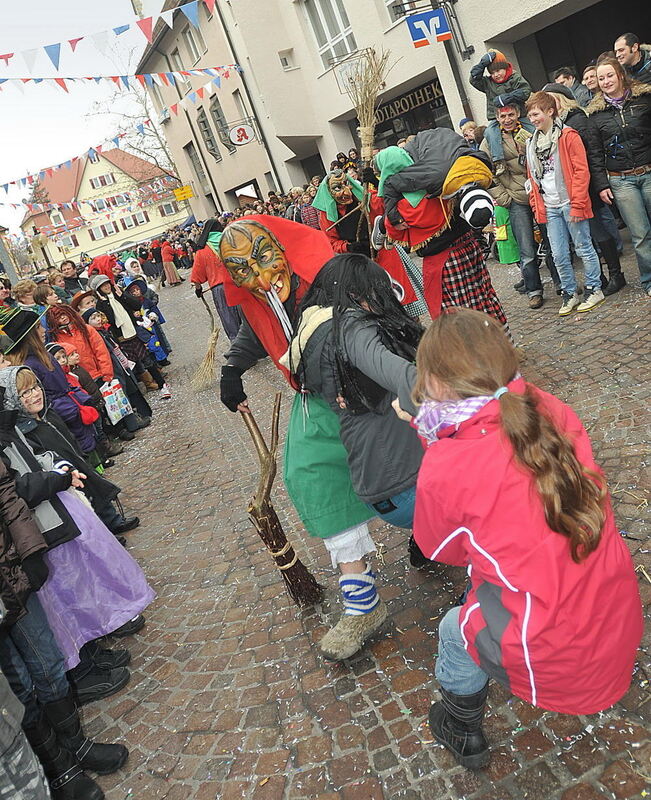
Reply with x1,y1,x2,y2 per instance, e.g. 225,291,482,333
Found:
160,9,175,28
22,48,39,74
91,31,110,57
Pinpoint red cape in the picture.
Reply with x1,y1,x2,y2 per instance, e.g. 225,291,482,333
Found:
221,215,334,382
88,254,116,284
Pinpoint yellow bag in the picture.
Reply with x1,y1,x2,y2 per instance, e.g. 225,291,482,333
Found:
495,224,509,241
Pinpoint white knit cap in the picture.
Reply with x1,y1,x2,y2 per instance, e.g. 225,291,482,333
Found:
459,187,494,229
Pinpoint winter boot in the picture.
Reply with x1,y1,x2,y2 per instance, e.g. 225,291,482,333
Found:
600,236,626,295
23,714,104,800
68,666,130,707
44,692,128,775
428,683,490,770
139,370,159,391
319,567,388,661
408,535,429,568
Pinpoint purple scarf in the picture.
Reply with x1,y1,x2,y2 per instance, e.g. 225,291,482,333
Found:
604,90,631,110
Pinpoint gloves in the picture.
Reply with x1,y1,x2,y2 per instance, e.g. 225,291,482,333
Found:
220,365,247,412
22,553,49,591
348,241,371,256
194,285,203,298
480,51,496,68
360,166,379,187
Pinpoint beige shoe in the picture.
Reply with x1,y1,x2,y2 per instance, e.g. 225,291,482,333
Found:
318,601,388,661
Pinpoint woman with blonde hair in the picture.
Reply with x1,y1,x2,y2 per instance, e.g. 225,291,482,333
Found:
406,308,642,769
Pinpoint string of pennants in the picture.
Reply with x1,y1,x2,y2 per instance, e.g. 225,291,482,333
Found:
0,0,218,73
0,65,237,95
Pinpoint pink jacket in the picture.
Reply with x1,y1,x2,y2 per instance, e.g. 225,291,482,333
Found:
414,378,642,714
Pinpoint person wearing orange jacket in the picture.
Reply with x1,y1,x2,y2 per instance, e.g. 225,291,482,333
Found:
45,305,114,384
160,240,182,287
191,220,241,341
525,91,604,316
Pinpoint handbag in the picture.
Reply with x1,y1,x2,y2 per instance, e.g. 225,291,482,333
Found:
100,379,133,424
67,391,100,425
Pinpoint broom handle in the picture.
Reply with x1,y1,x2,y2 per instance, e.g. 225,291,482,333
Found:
324,203,362,232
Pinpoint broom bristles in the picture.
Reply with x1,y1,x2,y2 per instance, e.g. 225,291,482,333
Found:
191,328,219,390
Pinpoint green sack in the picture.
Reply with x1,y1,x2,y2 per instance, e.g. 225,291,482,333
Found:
494,205,521,265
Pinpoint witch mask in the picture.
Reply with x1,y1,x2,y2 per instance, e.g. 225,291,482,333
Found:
327,170,354,206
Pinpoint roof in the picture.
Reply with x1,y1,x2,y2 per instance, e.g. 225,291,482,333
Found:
137,0,185,73
100,149,166,183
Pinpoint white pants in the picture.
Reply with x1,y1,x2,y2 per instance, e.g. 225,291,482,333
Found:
323,522,376,568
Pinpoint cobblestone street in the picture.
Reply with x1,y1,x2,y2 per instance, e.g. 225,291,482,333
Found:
85,251,650,800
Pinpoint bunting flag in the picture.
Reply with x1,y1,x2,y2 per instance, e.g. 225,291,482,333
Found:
0,0,220,74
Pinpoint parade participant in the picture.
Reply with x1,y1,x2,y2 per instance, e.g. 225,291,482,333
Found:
283,254,422,529
70,290,96,316
161,240,182,287
408,308,642,770
192,219,241,342
312,169,422,316
216,216,386,661
87,254,117,285
376,132,509,330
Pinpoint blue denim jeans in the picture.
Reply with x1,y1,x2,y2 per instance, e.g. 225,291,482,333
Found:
597,204,623,252
367,484,416,529
0,594,69,726
508,201,542,295
435,606,489,695
545,205,602,295
609,172,651,290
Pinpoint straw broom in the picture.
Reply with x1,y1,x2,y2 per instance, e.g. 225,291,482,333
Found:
191,292,220,390
241,394,324,608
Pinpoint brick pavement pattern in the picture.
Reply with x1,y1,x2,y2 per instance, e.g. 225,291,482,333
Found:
84,251,650,800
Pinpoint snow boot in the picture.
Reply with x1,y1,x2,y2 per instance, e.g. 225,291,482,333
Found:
23,714,104,799
139,370,159,391
600,236,626,296
428,683,490,770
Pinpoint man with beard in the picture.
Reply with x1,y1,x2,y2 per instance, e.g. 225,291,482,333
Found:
213,216,388,661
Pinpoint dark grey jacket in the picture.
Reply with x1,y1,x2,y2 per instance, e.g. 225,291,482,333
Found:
292,310,421,504
0,669,23,756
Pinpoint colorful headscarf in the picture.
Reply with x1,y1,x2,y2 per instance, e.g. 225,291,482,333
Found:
312,171,365,223
374,147,426,208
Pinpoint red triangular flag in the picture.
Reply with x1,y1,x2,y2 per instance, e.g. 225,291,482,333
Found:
21,78,32,84
96,145,103,153
203,0,216,12
159,73,169,86
136,74,146,87
170,103,178,115
0,54,14,66
110,76,121,86
196,87,205,99
54,78,69,92
69,37,83,52
46,168,54,177
136,17,154,43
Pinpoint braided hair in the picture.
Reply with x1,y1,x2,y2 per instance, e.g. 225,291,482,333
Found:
298,254,423,414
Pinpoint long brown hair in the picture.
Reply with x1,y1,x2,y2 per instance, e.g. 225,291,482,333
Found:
5,326,53,371
414,309,606,563
595,52,633,95
46,304,92,347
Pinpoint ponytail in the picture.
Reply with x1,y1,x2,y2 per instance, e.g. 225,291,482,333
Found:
499,386,606,563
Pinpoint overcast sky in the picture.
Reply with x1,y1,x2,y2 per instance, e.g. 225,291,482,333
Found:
0,0,164,233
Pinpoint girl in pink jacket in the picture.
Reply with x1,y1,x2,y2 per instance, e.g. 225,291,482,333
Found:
411,308,642,770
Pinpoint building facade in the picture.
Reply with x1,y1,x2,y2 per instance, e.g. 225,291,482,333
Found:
21,149,188,269
138,0,650,218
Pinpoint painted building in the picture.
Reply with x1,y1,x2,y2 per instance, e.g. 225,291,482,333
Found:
138,0,651,218
20,148,188,269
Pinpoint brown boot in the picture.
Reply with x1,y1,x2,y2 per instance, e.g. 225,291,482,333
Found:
139,370,159,391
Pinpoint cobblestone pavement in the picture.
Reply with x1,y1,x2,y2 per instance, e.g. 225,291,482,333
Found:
84,247,650,800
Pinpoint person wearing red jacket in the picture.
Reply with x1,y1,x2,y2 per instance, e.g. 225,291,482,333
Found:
191,220,241,341
406,309,642,770
160,240,182,287
525,91,604,315
45,305,114,384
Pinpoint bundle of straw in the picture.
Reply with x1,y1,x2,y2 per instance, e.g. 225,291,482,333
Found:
344,49,393,164
191,293,220,390
241,395,324,608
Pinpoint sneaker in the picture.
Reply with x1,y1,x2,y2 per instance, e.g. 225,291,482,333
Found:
111,615,146,638
558,291,581,316
494,160,506,176
93,646,132,670
118,430,135,441
577,287,605,313
513,279,525,292
160,383,172,400
112,516,140,534
71,666,130,707
528,295,544,309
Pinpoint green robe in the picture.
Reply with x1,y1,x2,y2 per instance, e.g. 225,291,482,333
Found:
494,205,520,265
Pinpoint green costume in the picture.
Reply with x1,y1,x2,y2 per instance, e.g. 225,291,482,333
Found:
374,147,426,208
494,205,521,265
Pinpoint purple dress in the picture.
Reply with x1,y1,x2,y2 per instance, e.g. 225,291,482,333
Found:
37,490,155,670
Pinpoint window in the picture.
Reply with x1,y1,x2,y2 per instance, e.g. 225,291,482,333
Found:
183,26,206,63
93,199,107,212
121,211,149,229
385,0,420,22
88,221,119,240
232,89,247,120
197,108,222,162
304,0,357,68
170,49,189,90
49,211,64,226
59,233,79,249
160,201,179,217
90,173,115,189
278,49,295,70
184,141,209,191
210,96,236,153
150,82,164,109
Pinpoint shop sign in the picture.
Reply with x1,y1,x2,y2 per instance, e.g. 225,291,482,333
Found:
228,124,256,146
375,79,446,124
407,9,452,48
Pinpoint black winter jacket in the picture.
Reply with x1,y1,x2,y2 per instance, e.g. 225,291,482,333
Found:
585,82,651,193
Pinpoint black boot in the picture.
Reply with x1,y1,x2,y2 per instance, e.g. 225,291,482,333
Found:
82,640,131,670
23,714,104,800
68,666,130,707
408,535,429,568
428,683,490,770
600,237,626,295
44,692,128,775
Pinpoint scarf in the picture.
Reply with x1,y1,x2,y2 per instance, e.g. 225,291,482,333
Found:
529,120,563,183
604,90,631,110
280,305,333,374
312,172,365,223
375,147,426,208
415,395,496,445
107,293,136,340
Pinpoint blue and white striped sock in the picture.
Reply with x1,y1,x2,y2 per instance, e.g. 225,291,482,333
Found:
339,566,379,616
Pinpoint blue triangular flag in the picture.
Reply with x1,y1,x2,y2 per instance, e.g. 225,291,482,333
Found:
113,25,130,35
93,77,102,83
1,184,7,193
136,124,145,135
34,78,43,83
0,79,7,85
64,160,72,169
180,0,200,29
44,43,61,70
212,77,221,89
112,136,120,147
166,72,176,85
188,91,197,103
144,73,154,87
120,75,130,88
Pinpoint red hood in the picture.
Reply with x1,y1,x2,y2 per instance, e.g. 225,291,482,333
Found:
491,62,513,84
88,254,116,284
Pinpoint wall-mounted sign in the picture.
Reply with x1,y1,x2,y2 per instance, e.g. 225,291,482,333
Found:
406,9,452,49
374,78,446,124
228,124,256,146
173,185,194,201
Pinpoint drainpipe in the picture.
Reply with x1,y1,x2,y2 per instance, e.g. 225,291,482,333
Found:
213,4,285,194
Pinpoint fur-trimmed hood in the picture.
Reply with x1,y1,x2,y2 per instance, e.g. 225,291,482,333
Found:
586,80,651,114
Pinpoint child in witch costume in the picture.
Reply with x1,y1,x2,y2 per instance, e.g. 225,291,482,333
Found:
215,216,388,661
312,169,426,318
376,131,509,331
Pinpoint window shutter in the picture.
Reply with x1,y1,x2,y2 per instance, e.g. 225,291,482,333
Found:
72,234,79,247
89,229,96,241
121,219,127,230
143,211,149,223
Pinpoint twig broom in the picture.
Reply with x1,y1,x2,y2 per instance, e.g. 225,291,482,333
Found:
191,293,220,390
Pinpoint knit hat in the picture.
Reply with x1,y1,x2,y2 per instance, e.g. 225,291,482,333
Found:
89,274,111,292
81,307,98,324
458,187,494,229
45,342,65,356
0,308,42,352
542,82,575,101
